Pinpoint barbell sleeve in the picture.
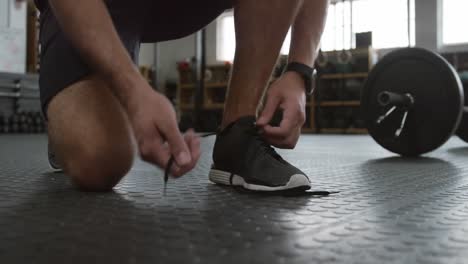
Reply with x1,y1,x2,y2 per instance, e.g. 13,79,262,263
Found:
377,91,414,108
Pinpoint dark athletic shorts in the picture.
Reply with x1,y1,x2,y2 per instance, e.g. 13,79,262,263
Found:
38,0,233,117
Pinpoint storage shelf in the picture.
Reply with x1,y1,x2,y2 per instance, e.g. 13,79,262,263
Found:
302,128,317,133
319,101,360,107
320,72,368,80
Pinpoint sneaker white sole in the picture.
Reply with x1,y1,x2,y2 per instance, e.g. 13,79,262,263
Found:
48,143,63,172
48,164,63,173
209,169,311,191
48,155,63,173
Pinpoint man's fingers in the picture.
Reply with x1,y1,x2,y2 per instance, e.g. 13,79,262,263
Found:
262,107,301,149
184,129,201,164
170,163,181,176
139,129,166,166
171,130,201,177
264,128,301,149
262,116,295,138
257,94,280,126
263,102,305,136
187,132,201,163
140,139,171,169
191,139,201,165
159,122,192,167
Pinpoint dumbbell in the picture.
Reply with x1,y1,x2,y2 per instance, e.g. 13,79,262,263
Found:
345,79,362,100
33,112,43,125
17,112,29,133
361,47,465,156
8,114,19,134
317,109,334,129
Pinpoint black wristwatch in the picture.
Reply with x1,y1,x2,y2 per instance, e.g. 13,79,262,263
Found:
284,62,317,95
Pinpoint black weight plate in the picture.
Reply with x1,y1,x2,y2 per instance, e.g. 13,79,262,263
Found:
362,48,463,156
456,80,468,142
456,109,468,142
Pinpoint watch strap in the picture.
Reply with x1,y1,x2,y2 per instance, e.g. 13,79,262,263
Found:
284,62,316,95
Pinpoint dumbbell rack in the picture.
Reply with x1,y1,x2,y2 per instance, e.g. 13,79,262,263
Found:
176,63,231,131
312,47,378,134
0,72,45,134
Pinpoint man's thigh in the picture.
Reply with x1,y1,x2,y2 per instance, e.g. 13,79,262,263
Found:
38,4,141,117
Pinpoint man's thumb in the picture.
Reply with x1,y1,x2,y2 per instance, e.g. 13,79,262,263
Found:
257,96,280,126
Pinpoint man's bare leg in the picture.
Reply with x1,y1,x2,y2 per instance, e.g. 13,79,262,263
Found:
47,76,135,191
221,0,303,127
289,0,329,67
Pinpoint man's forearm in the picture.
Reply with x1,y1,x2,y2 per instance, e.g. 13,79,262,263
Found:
288,0,329,66
48,0,146,108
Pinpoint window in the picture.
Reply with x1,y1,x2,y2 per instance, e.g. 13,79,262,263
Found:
216,11,290,62
442,0,468,46
216,0,415,61
216,12,235,62
0,0,27,73
322,0,415,51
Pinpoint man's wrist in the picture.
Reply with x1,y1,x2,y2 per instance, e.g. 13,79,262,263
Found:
107,68,149,112
283,71,306,92
284,62,315,95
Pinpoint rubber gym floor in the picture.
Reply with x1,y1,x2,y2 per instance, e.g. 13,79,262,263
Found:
1,134,468,264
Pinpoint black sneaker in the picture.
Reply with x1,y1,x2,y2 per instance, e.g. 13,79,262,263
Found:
48,142,63,172
209,116,311,191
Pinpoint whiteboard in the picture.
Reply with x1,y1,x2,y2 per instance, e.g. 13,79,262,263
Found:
0,0,26,73
0,1,8,27
0,27,26,73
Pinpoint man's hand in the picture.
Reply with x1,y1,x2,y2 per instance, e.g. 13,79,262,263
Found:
256,71,306,149
125,78,201,177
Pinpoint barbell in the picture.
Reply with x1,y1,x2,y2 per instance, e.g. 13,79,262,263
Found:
361,47,467,156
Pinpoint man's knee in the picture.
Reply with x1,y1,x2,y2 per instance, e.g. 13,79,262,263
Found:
64,141,135,192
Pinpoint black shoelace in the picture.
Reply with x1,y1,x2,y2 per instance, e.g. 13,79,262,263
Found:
248,126,286,163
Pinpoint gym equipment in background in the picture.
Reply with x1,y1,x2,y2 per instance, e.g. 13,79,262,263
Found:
361,48,464,156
